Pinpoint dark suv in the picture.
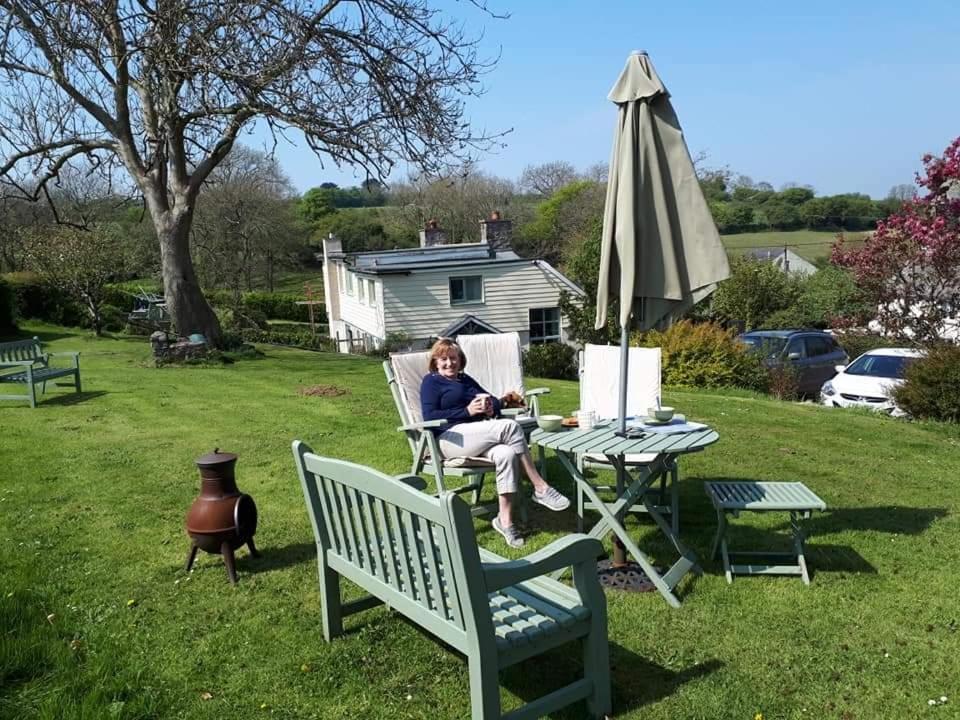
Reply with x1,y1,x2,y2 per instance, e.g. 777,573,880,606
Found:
739,330,849,396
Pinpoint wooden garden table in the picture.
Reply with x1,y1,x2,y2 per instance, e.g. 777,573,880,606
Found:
530,422,719,608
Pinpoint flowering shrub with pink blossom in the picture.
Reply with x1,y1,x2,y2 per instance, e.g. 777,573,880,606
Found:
832,137,960,344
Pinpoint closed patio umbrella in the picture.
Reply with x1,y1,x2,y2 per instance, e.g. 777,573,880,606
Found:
595,51,730,435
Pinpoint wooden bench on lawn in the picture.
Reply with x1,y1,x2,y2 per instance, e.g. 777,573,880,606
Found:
293,441,612,720
0,336,82,408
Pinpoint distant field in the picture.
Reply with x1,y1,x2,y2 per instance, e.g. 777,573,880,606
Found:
721,229,868,263
270,270,324,295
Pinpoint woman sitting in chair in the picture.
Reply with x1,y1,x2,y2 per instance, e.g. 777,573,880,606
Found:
420,337,570,548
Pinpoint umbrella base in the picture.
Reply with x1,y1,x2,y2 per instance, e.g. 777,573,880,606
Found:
597,559,660,593
614,428,649,439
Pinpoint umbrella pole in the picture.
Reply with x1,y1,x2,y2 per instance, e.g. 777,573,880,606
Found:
617,325,630,436
615,329,629,565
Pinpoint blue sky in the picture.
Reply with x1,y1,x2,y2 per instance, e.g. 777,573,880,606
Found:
257,0,960,199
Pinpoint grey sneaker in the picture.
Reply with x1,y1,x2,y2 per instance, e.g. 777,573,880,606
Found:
492,517,524,548
532,486,571,511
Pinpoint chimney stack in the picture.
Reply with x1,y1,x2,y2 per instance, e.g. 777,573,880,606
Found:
419,219,448,248
480,211,512,251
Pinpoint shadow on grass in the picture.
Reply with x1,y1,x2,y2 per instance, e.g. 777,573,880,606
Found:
36,390,108,407
238,541,316,574
502,642,722,718
786,506,948,536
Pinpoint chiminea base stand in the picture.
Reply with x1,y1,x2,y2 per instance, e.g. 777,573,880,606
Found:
184,538,260,584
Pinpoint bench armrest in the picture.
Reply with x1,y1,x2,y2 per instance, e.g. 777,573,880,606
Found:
482,534,603,592
397,419,447,432
524,387,550,397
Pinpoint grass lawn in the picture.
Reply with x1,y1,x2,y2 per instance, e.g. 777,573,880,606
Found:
2,325,959,720
721,230,869,263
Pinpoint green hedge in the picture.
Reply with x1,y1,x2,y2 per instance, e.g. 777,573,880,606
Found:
522,342,578,380
2,272,86,327
0,276,16,335
205,290,326,324
240,328,334,352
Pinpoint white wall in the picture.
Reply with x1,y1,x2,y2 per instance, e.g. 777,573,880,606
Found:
338,269,384,340
380,262,580,346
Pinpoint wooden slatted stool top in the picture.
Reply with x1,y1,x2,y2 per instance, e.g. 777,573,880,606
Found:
705,481,826,515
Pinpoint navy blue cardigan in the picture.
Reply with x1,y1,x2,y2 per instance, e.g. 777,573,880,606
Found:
420,372,502,434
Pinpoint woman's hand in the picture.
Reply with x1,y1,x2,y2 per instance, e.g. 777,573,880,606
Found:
467,396,488,416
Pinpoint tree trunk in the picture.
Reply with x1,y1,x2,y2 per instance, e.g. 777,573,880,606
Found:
156,212,222,346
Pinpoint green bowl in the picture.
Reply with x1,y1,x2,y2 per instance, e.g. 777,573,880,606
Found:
648,406,675,422
536,414,564,432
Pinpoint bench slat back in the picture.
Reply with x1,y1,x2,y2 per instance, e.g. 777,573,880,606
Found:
294,443,475,633
0,337,43,364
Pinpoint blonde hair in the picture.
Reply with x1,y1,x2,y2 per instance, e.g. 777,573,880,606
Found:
428,337,467,373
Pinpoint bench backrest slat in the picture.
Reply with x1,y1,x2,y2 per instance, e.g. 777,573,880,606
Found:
0,337,43,364
294,443,479,634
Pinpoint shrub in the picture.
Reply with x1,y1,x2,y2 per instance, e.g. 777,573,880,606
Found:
2,271,86,327
365,331,412,359
635,320,768,391
0,276,16,335
709,257,801,330
892,345,960,422
522,342,577,380
766,364,800,401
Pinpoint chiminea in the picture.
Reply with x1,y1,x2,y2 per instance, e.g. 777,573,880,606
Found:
184,449,259,583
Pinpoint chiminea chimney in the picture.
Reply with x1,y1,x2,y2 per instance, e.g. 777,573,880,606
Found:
419,219,448,248
480,211,512,251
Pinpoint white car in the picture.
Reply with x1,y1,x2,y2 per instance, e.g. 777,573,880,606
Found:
820,348,924,415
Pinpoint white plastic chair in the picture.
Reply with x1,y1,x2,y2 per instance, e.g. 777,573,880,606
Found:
456,332,549,417
576,344,679,534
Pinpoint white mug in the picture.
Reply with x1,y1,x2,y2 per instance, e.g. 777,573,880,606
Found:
575,409,596,431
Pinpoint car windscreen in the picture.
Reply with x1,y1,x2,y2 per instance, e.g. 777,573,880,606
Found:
740,336,787,357
844,354,916,378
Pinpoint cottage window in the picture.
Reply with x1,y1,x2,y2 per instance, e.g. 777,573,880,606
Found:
357,276,366,303
450,275,483,305
529,307,561,344
345,269,355,295
367,279,377,306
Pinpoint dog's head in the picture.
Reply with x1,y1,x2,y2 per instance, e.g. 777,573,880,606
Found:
500,390,526,409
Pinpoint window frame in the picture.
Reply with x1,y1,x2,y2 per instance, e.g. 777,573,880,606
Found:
449,275,484,306
529,306,562,344
366,279,377,307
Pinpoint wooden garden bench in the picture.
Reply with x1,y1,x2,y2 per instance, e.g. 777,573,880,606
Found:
0,336,82,408
704,481,827,585
293,442,612,720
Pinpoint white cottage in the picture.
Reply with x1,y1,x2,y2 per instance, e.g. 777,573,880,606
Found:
321,216,585,353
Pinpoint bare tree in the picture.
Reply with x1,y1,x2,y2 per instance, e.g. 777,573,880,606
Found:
519,160,578,197
0,0,502,344
390,168,515,243
887,184,918,202
192,146,305,294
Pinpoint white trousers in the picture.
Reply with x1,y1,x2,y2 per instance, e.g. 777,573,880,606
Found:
438,418,528,494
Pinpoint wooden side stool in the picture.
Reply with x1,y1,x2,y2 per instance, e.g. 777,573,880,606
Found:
704,481,827,585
